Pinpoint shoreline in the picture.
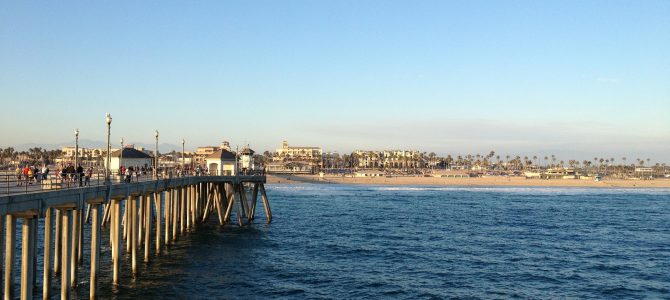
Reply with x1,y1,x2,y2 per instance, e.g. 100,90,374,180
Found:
266,174,670,188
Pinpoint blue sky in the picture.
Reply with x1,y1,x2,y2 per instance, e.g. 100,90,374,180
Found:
1,1,669,162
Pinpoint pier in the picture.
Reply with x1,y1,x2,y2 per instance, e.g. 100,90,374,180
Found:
0,174,271,299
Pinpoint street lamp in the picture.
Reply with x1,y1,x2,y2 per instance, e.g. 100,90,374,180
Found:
181,139,185,176
74,129,79,168
120,138,124,173
105,113,112,184
154,130,159,179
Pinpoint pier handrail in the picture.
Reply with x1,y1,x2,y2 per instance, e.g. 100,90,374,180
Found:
0,168,266,196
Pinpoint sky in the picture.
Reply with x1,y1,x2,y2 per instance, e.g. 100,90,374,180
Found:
1,1,669,162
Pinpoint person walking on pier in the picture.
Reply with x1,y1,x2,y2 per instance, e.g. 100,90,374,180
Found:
41,165,49,180
77,164,84,186
67,164,76,185
85,167,92,186
124,167,131,183
23,165,30,185
15,166,22,186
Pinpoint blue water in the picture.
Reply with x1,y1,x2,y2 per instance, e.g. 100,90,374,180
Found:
85,185,670,298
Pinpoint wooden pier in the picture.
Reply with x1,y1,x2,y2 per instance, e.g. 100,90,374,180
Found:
0,175,271,299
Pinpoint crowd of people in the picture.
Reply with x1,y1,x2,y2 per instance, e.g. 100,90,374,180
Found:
12,163,265,188
14,164,94,187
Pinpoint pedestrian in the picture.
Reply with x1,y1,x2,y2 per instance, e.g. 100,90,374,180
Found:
77,164,84,186
124,167,131,183
41,165,49,180
27,166,34,184
33,166,40,183
23,165,30,185
67,164,75,185
85,167,92,186
16,166,22,186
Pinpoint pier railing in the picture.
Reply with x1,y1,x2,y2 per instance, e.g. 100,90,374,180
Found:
0,169,267,196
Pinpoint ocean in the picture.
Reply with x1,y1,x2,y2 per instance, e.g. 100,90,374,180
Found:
28,184,670,298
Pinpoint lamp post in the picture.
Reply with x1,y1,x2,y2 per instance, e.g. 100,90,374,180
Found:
105,113,112,184
120,138,124,174
154,130,159,179
74,129,79,168
181,139,185,176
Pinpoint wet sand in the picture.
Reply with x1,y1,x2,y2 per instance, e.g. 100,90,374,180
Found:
267,174,670,188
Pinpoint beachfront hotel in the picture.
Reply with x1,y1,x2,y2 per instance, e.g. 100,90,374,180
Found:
272,140,322,161
267,141,322,174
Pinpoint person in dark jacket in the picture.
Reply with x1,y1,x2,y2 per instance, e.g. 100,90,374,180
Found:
76,165,84,186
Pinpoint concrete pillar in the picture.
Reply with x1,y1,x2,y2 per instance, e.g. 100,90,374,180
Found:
89,204,100,299
144,195,152,263
131,196,138,274
251,183,259,221
31,218,37,290
186,186,191,231
164,190,170,246
20,216,35,300
70,209,79,288
138,195,144,247
112,200,121,285
60,210,71,300
77,210,83,266
53,210,61,274
155,192,162,254
4,215,16,300
42,208,52,300
260,184,273,223
180,187,185,234
125,198,131,254
172,189,178,241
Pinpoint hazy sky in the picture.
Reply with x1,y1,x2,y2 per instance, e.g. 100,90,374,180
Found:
1,1,669,161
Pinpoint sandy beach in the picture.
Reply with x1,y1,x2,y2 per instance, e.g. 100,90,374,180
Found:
267,174,670,188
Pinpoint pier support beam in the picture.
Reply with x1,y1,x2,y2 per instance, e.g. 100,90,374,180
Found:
20,215,36,300
60,210,71,300
112,200,121,285
250,183,259,221
70,209,79,288
155,192,162,254
5,214,16,300
90,203,100,299
144,194,152,263
186,186,191,231
42,208,52,300
260,184,272,223
165,190,171,245
180,187,185,234
131,196,138,274
54,210,61,275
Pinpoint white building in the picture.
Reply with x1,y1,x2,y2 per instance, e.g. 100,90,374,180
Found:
205,149,237,176
239,146,255,172
105,147,154,171
273,140,322,161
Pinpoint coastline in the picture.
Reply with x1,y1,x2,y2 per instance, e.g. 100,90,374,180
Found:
266,174,670,188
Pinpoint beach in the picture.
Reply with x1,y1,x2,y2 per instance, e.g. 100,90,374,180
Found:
267,174,670,188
